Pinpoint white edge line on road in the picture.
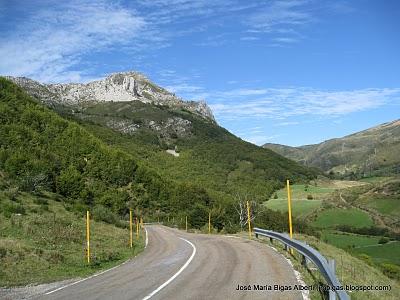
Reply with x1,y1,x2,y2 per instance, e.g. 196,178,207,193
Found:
45,227,153,296
45,259,130,295
145,227,149,248
142,237,196,300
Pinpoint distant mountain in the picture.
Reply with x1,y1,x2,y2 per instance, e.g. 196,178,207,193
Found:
264,120,400,177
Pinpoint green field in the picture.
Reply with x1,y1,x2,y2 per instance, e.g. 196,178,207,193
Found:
321,231,381,248
312,208,374,229
265,199,322,217
353,242,400,265
265,183,335,217
274,183,336,200
358,177,393,183
360,196,400,216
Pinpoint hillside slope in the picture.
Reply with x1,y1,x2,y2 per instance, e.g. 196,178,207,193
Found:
8,73,317,204
264,120,400,178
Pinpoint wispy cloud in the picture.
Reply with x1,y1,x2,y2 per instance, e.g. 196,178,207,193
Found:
274,121,300,126
245,134,281,145
245,0,314,32
0,0,354,81
209,87,400,120
0,0,148,82
240,36,260,41
244,0,315,45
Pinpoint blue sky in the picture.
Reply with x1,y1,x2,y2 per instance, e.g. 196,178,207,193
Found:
0,0,399,146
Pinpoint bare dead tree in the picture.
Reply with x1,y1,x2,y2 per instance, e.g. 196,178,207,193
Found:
234,192,258,229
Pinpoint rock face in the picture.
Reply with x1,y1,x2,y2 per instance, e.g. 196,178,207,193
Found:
6,72,215,122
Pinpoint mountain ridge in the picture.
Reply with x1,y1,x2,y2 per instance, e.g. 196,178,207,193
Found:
6,72,215,122
263,119,400,177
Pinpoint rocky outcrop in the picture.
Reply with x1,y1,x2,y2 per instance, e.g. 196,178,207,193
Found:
6,72,215,122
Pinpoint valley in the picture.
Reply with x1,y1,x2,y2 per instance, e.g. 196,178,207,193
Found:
1,75,399,299
265,176,400,273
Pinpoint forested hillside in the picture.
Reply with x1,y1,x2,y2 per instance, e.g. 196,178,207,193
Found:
68,100,317,203
1,77,316,231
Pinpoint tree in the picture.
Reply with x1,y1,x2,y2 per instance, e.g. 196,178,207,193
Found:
56,165,84,199
234,192,257,230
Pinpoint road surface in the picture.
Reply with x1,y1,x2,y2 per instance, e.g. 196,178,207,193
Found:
40,225,303,300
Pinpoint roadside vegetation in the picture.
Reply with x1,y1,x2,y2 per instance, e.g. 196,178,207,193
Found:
0,189,145,286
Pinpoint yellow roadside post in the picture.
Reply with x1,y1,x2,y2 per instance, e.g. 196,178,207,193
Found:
208,211,211,234
86,210,90,264
246,200,252,239
140,217,143,229
286,179,294,254
129,209,133,248
185,216,188,232
136,217,139,240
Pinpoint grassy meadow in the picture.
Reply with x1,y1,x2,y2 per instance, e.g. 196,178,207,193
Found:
312,208,374,229
0,191,145,287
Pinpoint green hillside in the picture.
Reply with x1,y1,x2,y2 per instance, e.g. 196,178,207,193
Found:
63,99,317,202
264,120,400,178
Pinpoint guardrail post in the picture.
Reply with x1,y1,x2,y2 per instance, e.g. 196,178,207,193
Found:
301,255,307,266
328,259,336,300
269,237,273,244
283,233,288,251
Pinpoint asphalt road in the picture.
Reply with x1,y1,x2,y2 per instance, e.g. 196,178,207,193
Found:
41,225,303,300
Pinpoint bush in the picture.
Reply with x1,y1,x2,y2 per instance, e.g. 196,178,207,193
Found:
381,263,400,280
1,202,26,218
0,247,7,258
4,187,19,201
378,237,390,244
92,205,119,225
307,194,313,200
358,254,373,265
56,165,84,199
223,222,240,234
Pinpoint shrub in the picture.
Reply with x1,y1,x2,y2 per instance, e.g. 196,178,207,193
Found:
381,263,400,280
307,194,313,200
0,247,7,258
56,165,84,199
4,187,19,201
1,202,26,218
92,205,119,225
378,237,390,244
358,254,373,265
223,222,240,234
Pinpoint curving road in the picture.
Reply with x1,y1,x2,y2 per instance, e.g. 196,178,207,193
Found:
40,225,302,300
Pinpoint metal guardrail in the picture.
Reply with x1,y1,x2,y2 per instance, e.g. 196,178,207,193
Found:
254,228,350,300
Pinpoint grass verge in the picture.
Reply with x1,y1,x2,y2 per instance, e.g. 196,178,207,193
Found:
0,192,145,287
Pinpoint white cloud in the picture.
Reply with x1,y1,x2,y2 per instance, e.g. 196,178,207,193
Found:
245,0,313,32
165,83,205,94
273,37,299,43
209,87,400,120
0,0,147,82
245,134,281,145
240,36,259,41
274,121,300,126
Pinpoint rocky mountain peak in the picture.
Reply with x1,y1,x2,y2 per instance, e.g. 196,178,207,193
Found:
6,72,215,122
